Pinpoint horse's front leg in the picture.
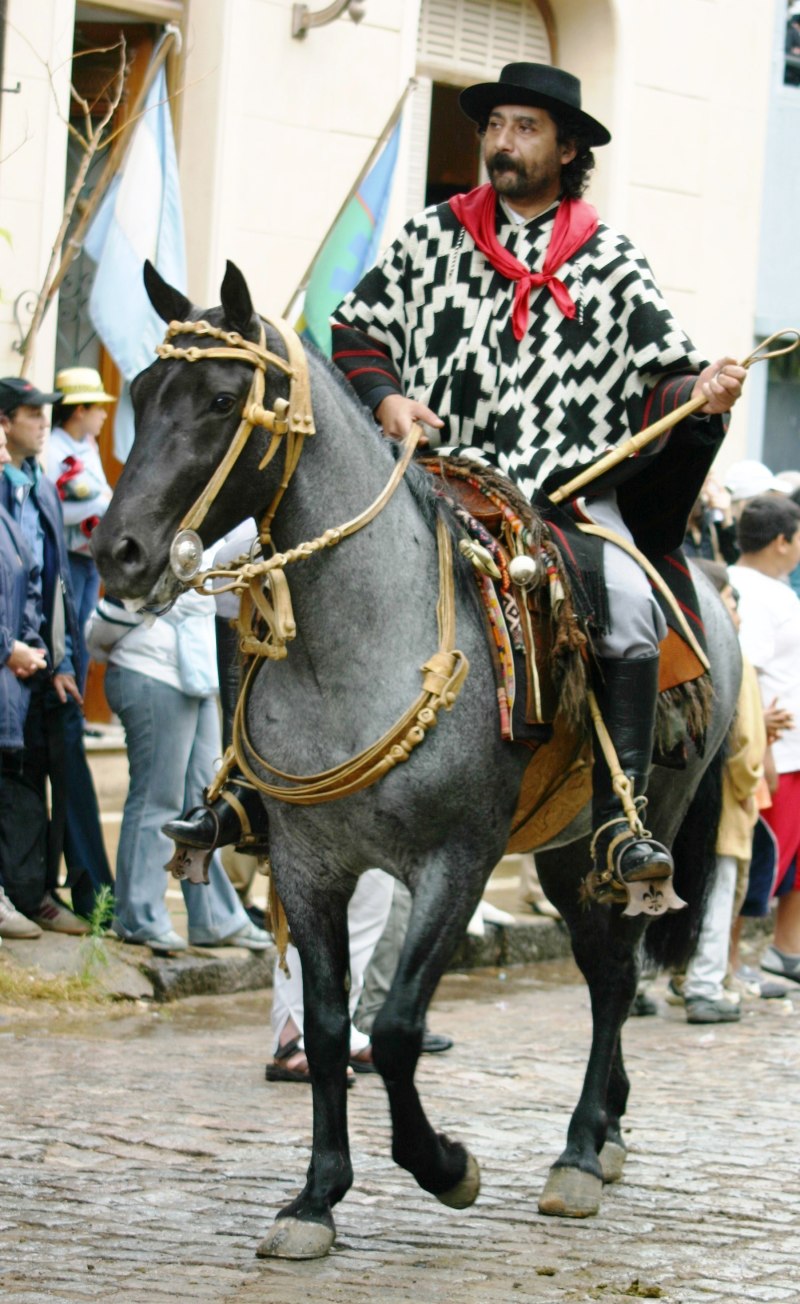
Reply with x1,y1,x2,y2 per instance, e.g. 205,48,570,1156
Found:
535,844,646,1217
257,884,352,1261
371,853,486,1209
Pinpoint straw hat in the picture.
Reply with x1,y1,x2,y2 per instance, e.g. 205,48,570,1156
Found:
54,367,116,405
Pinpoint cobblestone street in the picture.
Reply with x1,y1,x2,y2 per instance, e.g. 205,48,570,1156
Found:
0,962,797,1304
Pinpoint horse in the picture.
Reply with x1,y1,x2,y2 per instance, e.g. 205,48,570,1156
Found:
92,262,740,1262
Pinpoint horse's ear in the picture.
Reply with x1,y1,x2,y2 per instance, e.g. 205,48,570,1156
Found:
220,261,258,338
143,260,192,323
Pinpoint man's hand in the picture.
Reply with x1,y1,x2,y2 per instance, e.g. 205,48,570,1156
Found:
703,475,733,522
375,394,444,442
693,357,747,415
6,641,47,679
764,697,794,745
53,672,83,706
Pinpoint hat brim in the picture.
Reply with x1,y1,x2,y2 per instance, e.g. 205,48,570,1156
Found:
459,83,611,148
59,390,116,405
9,389,62,408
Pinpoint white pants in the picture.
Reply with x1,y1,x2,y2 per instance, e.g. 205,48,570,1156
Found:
586,493,668,659
270,868,395,1055
683,855,738,1001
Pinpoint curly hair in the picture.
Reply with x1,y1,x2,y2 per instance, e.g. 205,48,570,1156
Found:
551,110,596,199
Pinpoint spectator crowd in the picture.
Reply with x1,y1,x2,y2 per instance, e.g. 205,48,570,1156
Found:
0,370,798,1062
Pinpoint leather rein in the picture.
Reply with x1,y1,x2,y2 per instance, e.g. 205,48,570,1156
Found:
156,314,469,804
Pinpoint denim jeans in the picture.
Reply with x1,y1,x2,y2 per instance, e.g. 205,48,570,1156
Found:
62,696,115,917
105,666,249,944
68,553,101,694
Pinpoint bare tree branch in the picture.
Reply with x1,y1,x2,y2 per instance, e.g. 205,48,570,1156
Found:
19,36,128,376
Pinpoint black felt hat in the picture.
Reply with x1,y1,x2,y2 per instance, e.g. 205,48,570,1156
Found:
459,63,611,147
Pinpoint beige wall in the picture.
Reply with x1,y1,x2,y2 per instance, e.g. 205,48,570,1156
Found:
179,0,420,314
0,0,775,472
0,0,75,384
612,0,771,465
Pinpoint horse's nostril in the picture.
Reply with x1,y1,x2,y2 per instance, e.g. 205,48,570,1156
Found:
112,536,142,570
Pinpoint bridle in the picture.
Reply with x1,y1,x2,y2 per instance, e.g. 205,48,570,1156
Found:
155,313,316,580
152,313,469,804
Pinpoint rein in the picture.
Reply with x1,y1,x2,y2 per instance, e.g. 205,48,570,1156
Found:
155,314,469,803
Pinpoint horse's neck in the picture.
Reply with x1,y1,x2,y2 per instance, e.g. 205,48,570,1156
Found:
265,368,441,664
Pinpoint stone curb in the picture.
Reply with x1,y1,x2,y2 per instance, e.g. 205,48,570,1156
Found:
139,916,573,1002
1,914,772,1004
0,916,572,1004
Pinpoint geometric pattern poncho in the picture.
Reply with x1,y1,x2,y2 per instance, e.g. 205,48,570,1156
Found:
332,199,709,500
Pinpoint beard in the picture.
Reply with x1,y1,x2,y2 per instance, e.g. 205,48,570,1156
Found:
486,150,562,204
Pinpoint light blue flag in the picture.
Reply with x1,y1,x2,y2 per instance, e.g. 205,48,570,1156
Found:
84,51,186,461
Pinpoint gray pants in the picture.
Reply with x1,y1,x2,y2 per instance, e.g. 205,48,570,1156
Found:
587,493,667,659
354,880,412,1037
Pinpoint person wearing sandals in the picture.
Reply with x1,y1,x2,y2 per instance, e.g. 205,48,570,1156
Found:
266,869,395,1084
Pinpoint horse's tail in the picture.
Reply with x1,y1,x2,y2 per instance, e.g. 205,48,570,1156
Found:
643,740,726,971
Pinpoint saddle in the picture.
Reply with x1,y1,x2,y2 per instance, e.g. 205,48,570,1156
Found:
419,455,711,853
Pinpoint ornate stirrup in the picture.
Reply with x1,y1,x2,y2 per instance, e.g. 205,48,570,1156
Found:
581,691,686,918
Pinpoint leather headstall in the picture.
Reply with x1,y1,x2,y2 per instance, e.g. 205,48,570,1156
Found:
156,313,316,574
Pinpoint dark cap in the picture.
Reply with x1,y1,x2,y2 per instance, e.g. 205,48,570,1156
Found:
0,377,62,415
459,62,611,147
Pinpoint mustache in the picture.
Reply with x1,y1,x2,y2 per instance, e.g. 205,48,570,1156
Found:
487,153,522,176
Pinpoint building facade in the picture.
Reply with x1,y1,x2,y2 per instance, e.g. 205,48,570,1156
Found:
0,0,792,474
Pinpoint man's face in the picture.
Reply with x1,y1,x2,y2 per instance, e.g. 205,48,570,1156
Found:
483,104,576,206
0,425,10,467
3,404,48,461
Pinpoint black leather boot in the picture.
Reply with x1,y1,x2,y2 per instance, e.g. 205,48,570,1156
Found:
162,777,270,857
585,655,679,916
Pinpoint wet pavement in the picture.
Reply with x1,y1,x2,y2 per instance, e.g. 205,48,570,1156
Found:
0,960,798,1304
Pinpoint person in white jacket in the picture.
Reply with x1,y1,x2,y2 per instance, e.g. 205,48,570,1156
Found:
87,583,269,954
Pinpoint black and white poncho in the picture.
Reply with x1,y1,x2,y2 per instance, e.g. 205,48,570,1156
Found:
332,198,718,515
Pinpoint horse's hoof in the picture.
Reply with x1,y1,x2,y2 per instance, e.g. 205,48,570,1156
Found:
599,1140,627,1184
538,1165,603,1218
436,1152,481,1209
256,1216,335,1260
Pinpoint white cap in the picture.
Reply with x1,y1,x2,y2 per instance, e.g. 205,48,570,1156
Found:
722,460,793,502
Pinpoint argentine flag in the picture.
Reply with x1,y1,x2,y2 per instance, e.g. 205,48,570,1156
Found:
84,50,186,462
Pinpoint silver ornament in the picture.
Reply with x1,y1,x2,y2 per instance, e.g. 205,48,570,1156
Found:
508,554,542,589
169,528,204,581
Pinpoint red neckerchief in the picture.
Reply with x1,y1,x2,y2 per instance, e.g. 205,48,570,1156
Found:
448,183,599,340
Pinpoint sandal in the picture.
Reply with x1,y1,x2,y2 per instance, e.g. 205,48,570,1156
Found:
265,1037,355,1087
349,1047,377,1074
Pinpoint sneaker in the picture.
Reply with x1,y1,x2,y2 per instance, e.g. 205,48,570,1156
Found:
630,991,658,1017
0,887,42,939
760,944,800,985
119,929,188,955
31,891,90,936
664,976,685,1006
730,967,787,1001
421,1029,454,1053
685,995,741,1024
195,920,271,951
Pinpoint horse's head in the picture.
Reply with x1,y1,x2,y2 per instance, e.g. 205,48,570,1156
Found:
93,261,292,605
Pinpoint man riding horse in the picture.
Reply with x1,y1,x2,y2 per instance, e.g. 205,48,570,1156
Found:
168,62,744,905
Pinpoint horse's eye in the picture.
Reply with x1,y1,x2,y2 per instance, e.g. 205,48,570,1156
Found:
210,393,237,414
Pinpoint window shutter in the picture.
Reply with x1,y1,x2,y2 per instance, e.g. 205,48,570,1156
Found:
417,0,551,82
